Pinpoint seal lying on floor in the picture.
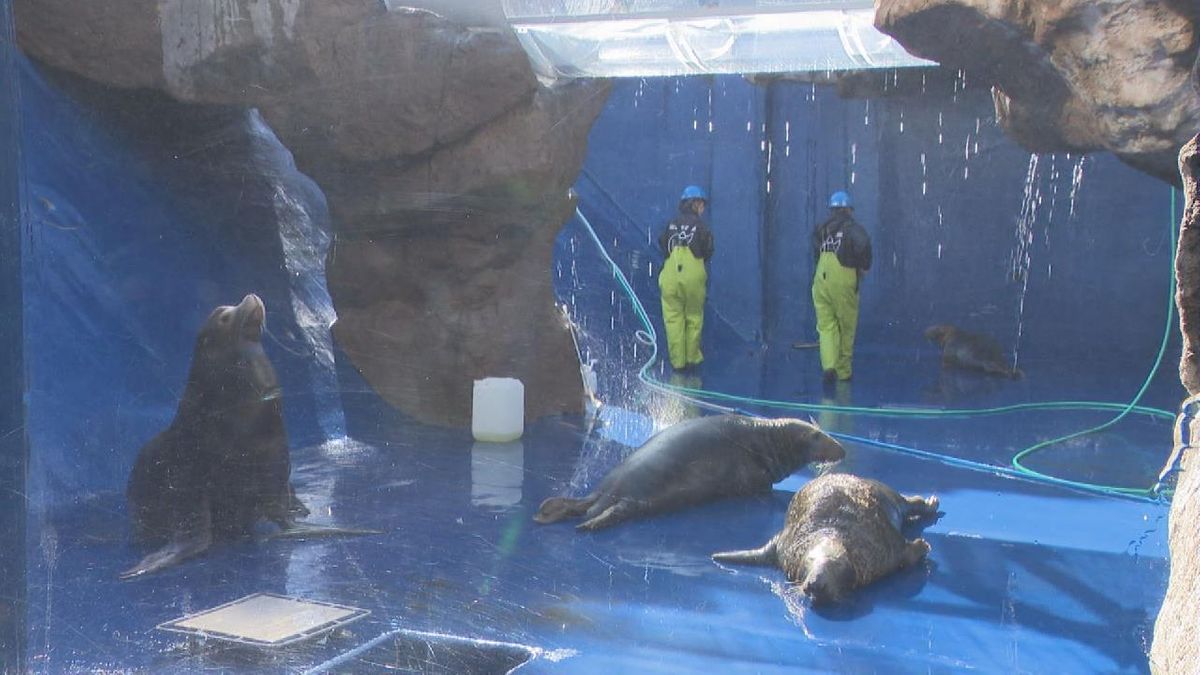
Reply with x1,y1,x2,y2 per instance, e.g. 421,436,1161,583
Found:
534,414,845,531
123,294,374,579
924,324,1023,379
712,473,939,605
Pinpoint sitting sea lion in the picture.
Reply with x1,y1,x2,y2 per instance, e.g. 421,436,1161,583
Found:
123,294,374,579
712,473,939,605
534,414,845,531
924,324,1023,379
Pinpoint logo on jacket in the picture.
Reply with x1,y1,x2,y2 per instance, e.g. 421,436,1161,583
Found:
820,230,844,254
668,223,697,250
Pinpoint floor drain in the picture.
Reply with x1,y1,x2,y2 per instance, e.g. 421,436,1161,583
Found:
308,628,540,674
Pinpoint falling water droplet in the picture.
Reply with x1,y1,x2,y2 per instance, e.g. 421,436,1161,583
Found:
1069,155,1087,218
1010,154,1043,367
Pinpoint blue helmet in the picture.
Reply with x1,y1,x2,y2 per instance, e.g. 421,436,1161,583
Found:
680,185,708,203
829,191,852,208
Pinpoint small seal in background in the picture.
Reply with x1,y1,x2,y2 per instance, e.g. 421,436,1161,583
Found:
925,324,1023,379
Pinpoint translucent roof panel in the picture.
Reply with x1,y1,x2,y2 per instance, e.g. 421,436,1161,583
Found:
502,0,935,82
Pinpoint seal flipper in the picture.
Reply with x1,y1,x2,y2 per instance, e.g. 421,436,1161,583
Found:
534,495,596,524
576,500,635,531
712,538,779,567
901,538,931,567
120,530,213,580
287,484,310,518
268,521,382,539
902,494,940,521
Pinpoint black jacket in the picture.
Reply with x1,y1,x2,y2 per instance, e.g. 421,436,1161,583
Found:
812,210,872,271
658,211,714,262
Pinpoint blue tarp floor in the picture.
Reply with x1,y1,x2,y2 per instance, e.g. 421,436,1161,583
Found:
26,338,1172,673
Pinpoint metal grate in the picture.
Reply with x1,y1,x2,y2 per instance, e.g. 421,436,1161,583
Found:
157,593,370,647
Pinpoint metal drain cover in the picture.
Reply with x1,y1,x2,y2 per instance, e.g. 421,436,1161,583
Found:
158,593,370,647
311,628,539,674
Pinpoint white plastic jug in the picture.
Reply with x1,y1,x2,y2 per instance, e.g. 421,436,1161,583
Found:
472,377,525,442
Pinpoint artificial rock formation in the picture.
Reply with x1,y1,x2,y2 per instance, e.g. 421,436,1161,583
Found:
1178,136,1200,395
1153,135,1200,675
15,0,607,426
315,81,609,426
875,0,1200,185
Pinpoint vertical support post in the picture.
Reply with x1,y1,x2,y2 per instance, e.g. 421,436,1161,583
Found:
0,0,25,670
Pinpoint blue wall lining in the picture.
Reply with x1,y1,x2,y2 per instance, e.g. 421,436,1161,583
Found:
19,59,339,508
577,73,1178,369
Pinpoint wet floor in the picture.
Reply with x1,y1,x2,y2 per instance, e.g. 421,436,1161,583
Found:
26,390,1168,673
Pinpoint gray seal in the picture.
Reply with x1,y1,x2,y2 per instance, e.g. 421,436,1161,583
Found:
925,324,1023,379
534,414,845,531
122,294,374,579
712,473,939,605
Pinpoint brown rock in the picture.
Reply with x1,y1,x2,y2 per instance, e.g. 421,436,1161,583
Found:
326,82,611,427
1176,135,1200,395
14,0,609,428
1150,409,1200,674
876,0,1200,185
14,0,164,89
260,8,538,162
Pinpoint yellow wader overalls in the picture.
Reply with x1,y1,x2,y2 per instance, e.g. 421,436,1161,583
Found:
659,246,707,370
812,251,859,380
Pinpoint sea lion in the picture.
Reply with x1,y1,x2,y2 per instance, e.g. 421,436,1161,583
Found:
534,414,845,531
123,294,373,579
924,324,1023,379
712,473,939,605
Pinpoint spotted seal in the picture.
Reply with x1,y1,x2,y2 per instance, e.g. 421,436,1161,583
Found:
712,473,939,604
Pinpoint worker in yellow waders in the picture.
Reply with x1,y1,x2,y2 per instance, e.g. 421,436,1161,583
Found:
811,191,872,385
658,185,715,372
